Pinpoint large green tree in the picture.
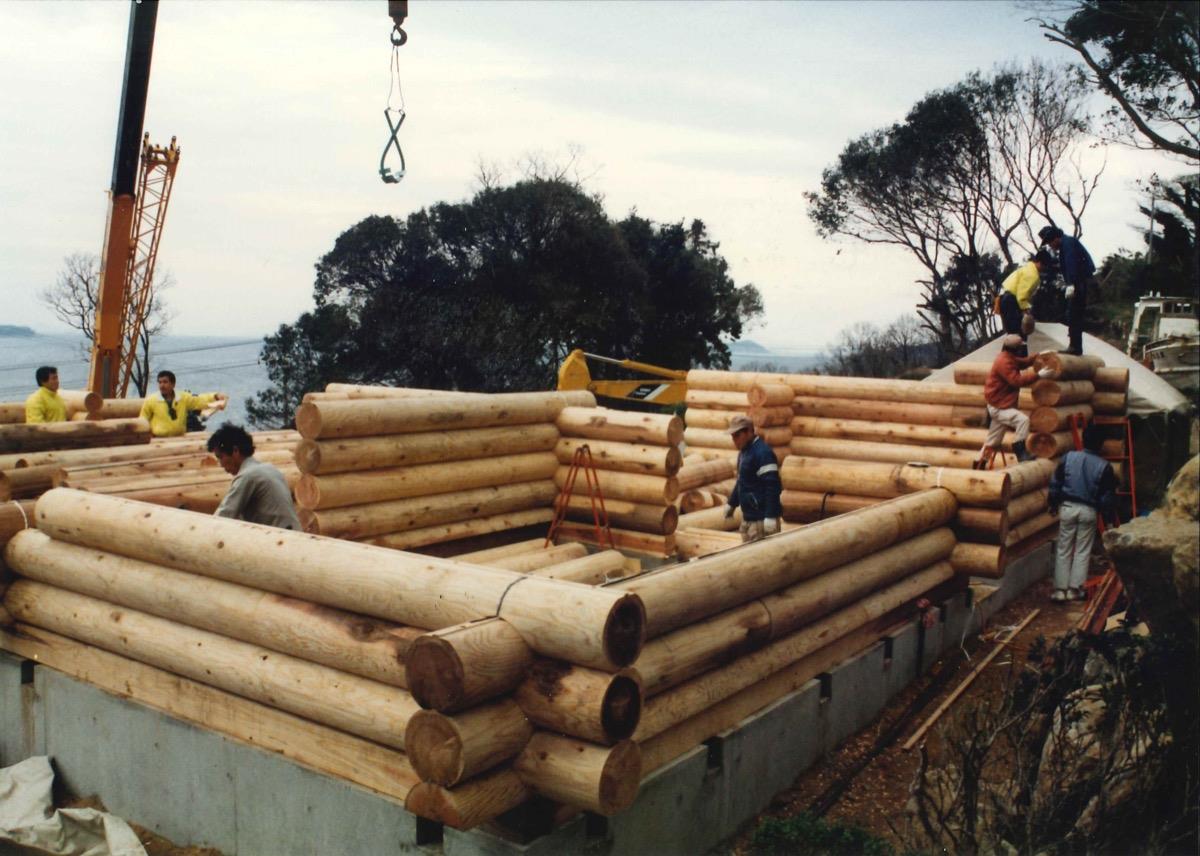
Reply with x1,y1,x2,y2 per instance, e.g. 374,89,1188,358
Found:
1035,1,1199,160
246,179,761,427
807,61,1099,356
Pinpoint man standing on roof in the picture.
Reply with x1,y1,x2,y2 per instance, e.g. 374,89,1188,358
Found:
976,335,1047,468
998,249,1055,343
1039,225,1096,356
24,366,67,424
140,370,227,437
209,424,301,530
723,414,782,543
1048,424,1118,603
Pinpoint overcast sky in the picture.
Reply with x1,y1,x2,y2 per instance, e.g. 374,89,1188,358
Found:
0,0,1182,352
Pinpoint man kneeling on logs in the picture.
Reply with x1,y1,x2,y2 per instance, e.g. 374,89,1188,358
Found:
724,414,782,543
975,334,1048,468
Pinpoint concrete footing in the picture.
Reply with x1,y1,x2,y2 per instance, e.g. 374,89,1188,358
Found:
0,543,1051,855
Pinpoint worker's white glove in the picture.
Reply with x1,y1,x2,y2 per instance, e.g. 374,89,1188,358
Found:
764,517,780,534
1065,285,1075,299
1037,368,1054,379
724,504,735,520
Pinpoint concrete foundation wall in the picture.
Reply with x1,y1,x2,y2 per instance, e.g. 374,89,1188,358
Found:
0,543,1050,855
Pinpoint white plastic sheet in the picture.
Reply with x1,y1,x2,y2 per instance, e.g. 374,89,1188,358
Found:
0,756,146,856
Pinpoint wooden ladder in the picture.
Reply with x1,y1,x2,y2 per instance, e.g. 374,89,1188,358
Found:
546,444,615,550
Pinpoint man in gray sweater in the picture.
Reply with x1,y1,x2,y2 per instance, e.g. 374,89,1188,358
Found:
208,424,301,530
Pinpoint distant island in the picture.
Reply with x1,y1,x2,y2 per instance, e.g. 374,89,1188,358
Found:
0,325,35,337
730,339,769,354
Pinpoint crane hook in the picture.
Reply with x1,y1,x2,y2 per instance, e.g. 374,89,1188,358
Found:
390,24,407,47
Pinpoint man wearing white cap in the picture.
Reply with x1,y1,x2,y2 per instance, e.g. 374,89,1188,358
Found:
723,414,783,543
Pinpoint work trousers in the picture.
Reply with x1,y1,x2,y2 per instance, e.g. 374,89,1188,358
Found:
1054,501,1097,591
1067,279,1091,355
983,405,1029,450
999,292,1024,337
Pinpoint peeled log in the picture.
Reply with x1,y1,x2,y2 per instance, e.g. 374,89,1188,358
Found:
58,389,103,416
0,499,36,545
683,428,735,450
684,390,749,410
513,733,641,816
1092,391,1128,414
34,489,645,671
676,459,736,492
674,527,742,559
617,488,958,637
295,424,559,475
405,769,531,831
6,529,420,687
1028,432,1073,459
105,483,228,513
781,456,1011,508
684,408,737,430
296,391,594,440
677,505,742,531
952,363,991,385
405,699,534,786
950,542,1006,578
527,550,629,585
324,383,476,398
785,376,985,407
560,494,678,535
635,529,956,696
556,407,683,447
748,406,793,428
788,436,979,469
634,563,953,740
0,465,62,500
555,467,679,505
4,580,420,749
1032,352,1102,381
1004,458,1057,496
680,490,723,513
406,619,534,712
298,481,557,539
485,542,587,572
1008,488,1048,525
686,369,790,392
792,396,987,429
453,538,546,563
1030,404,1092,433
759,427,793,446
555,438,682,477
1092,367,1129,392
362,509,554,550
1004,512,1057,548
514,662,643,744
1031,380,1095,406
747,383,794,407
296,452,558,510
781,490,878,521
83,399,147,420
0,404,24,424
791,415,999,451
0,418,151,453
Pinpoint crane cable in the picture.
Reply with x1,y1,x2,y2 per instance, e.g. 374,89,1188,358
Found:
379,26,407,184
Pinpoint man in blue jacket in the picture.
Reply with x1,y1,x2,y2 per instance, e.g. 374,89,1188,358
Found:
1039,225,1096,356
1048,424,1118,603
723,414,783,543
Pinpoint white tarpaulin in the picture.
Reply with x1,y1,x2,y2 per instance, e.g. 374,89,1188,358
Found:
923,323,1191,415
0,756,146,856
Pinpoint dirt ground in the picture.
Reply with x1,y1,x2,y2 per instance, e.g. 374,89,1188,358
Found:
62,796,223,856
729,575,1088,853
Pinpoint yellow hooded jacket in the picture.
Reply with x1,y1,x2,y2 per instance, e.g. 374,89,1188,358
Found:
140,391,219,437
1001,261,1041,310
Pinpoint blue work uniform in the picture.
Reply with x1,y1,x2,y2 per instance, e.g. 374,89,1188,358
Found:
726,435,782,522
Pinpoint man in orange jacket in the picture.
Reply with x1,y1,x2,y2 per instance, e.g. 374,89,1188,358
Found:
976,335,1045,467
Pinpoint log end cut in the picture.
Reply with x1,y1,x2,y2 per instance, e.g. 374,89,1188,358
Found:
294,403,322,440
603,594,647,668
405,709,466,785
598,739,643,815
406,635,466,711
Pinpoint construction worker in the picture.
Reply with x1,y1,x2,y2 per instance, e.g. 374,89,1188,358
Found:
976,335,1047,467
24,366,67,423
1048,424,1117,603
723,414,782,543
1038,225,1096,356
140,370,227,437
998,249,1055,342
209,424,301,530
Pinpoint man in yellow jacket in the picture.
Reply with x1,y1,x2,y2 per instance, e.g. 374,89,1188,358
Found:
25,366,67,423
139,370,227,437
997,248,1054,341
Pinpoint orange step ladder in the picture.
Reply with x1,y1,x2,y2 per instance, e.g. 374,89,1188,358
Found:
546,443,615,551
